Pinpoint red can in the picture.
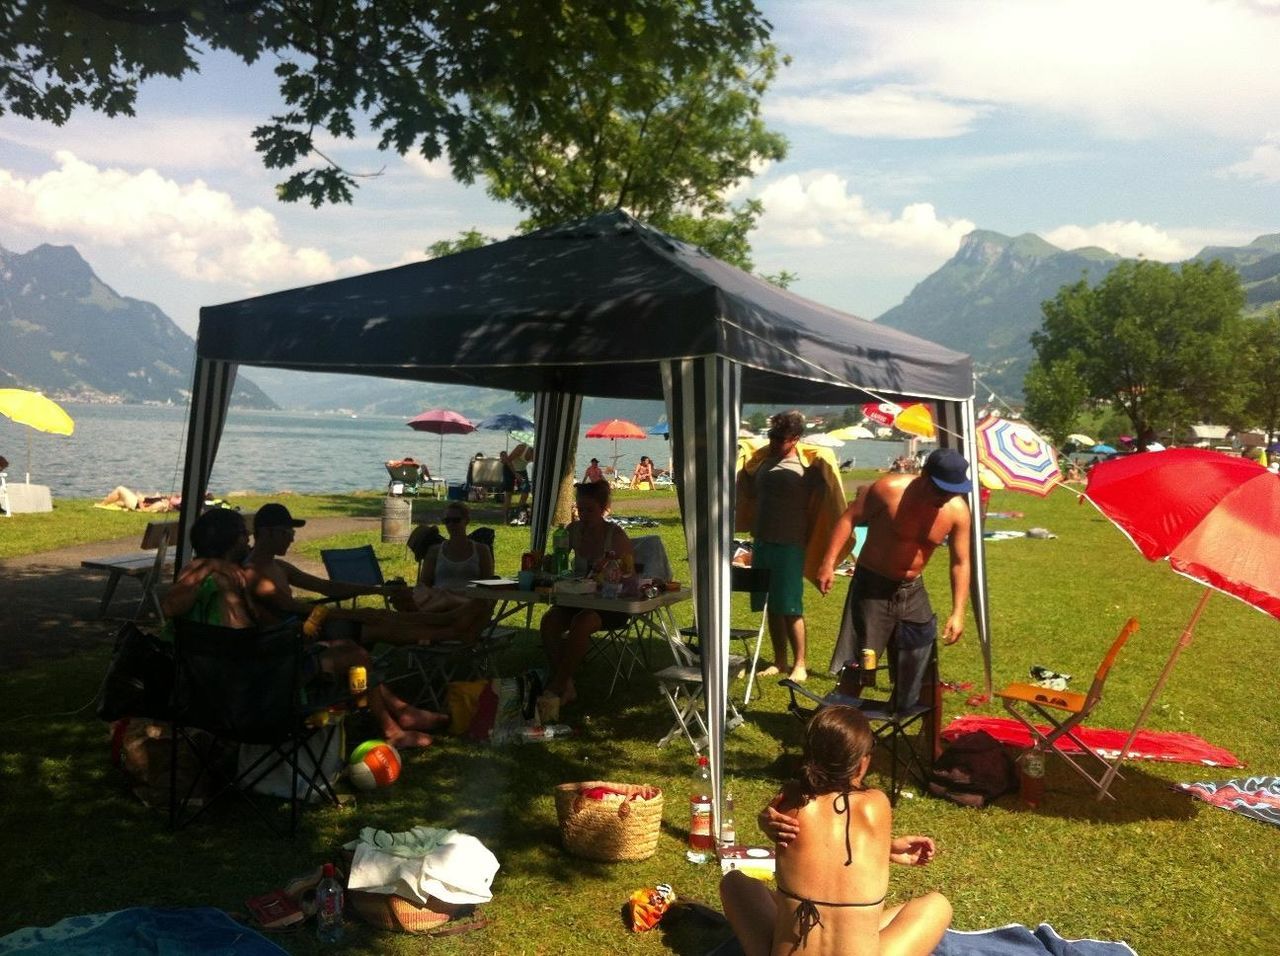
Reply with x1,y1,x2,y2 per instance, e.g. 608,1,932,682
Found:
521,552,536,571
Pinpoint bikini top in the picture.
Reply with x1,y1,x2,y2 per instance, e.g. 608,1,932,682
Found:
776,791,886,942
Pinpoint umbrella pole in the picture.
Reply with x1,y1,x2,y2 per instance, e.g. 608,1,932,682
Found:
25,431,32,484
438,434,445,480
1097,587,1212,799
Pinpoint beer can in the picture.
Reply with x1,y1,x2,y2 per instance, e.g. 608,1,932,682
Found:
521,551,536,571
349,665,368,707
861,648,877,688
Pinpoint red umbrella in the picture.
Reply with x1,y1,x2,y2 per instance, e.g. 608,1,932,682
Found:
1084,448,1280,792
585,418,646,474
407,409,475,476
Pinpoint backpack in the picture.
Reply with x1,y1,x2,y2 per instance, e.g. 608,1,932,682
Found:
926,730,1018,808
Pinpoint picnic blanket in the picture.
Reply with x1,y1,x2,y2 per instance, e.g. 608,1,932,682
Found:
943,715,1242,767
0,907,287,955
933,923,1138,955
1175,776,1280,828
706,923,1136,956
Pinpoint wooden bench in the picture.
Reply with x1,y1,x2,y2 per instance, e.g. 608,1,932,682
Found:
81,520,177,621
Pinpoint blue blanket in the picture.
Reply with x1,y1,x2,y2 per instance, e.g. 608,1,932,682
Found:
0,907,289,955
706,923,1137,956
934,923,1138,955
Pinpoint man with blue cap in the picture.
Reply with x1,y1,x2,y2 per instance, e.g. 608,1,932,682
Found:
817,448,973,692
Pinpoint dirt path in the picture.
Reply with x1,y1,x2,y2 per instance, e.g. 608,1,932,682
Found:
0,516,380,671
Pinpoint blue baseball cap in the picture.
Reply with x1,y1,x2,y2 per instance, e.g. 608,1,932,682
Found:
923,449,972,494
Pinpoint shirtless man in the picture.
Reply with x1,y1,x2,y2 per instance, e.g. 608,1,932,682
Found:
818,448,972,689
169,506,445,749
243,502,486,646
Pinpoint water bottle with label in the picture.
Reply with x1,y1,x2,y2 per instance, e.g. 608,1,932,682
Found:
687,755,713,863
553,524,571,577
315,862,344,943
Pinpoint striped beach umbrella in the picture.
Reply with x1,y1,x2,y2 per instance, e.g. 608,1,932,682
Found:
975,415,1062,497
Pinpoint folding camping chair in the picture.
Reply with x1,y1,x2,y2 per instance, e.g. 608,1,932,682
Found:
782,631,939,805
678,565,770,705
168,619,344,836
653,625,747,753
319,544,391,608
996,617,1139,801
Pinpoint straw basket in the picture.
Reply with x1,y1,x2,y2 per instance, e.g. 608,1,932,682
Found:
555,781,664,862
347,890,475,935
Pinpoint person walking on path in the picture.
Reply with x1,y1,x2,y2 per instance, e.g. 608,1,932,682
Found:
735,410,845,683
817,448,972,689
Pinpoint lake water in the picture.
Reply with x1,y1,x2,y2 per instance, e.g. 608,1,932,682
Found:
0,403,912,499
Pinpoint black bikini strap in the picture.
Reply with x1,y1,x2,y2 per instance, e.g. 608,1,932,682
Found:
834,792,853,866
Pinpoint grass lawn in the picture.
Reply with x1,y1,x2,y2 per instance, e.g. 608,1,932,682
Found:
1,478,1277,954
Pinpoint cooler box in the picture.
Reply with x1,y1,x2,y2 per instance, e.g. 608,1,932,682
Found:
447,482,468,501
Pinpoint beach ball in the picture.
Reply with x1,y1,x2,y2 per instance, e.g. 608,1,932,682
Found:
348,740,401,790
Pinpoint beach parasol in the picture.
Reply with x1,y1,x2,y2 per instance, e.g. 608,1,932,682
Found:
585,418,646,472
476,412,535,451
801,432,845,448
1067,433,1096,447
1090,444,1117,455
861,401,935,439
827,424,875,441
1084,448,1280,792
0,388,75,482
407,408,475,476
649,421,670,437
975,415,1062,497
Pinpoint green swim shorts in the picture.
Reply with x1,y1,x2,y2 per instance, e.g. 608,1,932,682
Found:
749,541,805,615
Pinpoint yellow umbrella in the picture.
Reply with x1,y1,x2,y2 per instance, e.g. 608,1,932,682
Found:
0,389,75,481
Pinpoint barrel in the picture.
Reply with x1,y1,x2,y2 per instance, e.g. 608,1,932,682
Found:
381,495,413,543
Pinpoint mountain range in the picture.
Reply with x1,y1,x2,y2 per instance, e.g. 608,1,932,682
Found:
4,230,1278,412
0,243,273,408
877,230,1280,399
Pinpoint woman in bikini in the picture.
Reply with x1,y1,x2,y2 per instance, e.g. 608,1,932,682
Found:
721,705,951,956
538,479,634,706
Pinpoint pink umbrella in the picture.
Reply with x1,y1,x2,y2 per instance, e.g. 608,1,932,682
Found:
585,418,646,473
407,409,475,476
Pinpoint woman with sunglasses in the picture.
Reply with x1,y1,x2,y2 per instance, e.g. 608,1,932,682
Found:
721,705,951,956
410,501,494,632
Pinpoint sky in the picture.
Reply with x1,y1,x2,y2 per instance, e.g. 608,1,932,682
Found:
1,0,1278,340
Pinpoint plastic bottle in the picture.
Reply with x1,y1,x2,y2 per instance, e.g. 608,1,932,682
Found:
1019,748,1045,808
687,755,713,863
315,862,344,943
518,723,574,742
599,551,623,599
718,792,737,850
553,524,571,577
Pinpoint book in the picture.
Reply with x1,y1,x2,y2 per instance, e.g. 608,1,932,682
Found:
245,888,306,930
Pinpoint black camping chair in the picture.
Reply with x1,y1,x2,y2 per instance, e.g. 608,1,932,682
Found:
319,544,391,608
168,619,343,836
781,629,939,806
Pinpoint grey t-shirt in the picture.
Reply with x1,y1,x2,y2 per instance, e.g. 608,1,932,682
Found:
752,454,813,547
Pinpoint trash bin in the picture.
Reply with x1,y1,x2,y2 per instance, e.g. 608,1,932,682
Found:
381,495,413,543
447,483,468,501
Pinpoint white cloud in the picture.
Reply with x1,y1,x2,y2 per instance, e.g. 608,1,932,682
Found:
754,172,975,255
403,153,453,180
768,87,982,139
0,151,372,286
777,0,1280,140
1224,137,1280,182
1042,221,1193,260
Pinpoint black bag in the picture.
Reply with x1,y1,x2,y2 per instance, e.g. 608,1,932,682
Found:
96,621,175,721
926,730,1018,808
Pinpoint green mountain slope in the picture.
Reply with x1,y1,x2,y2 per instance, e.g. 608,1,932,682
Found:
0,243,274,408
876,230,1280,401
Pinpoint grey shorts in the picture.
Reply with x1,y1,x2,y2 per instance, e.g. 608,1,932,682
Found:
828,565,934,673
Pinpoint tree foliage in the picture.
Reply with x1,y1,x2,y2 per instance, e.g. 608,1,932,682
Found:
1023,358,1088,445
5,1,781,219
1026,259,1246,439
1239,310,1280,441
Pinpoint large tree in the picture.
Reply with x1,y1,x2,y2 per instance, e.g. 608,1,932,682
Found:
4,0,779,215
1239,310,1280,442
1025,259,1247,441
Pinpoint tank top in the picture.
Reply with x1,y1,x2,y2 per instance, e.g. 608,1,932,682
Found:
433,539,482,589
570,521,618,576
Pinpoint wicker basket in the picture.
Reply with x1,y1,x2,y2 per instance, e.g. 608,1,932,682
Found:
347,890,475,935
555,780,664,862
